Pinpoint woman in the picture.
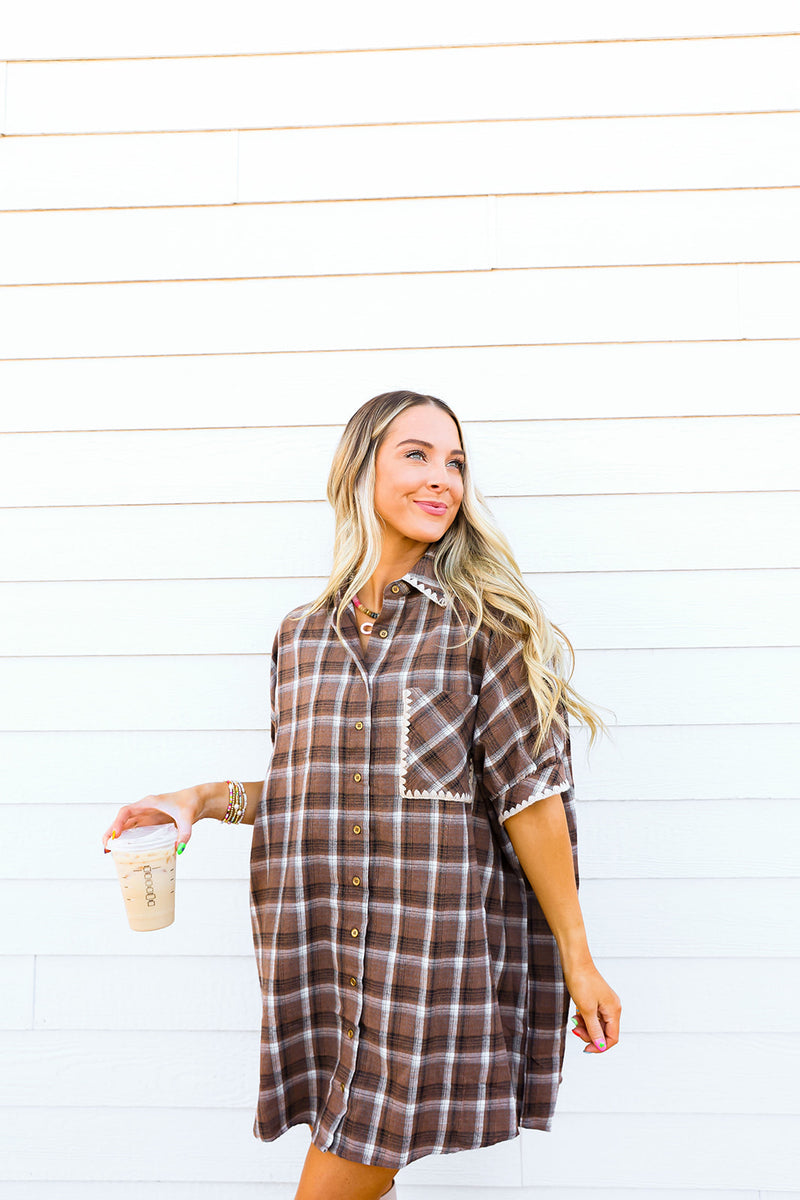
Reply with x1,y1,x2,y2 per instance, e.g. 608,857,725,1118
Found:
102,391,621,1200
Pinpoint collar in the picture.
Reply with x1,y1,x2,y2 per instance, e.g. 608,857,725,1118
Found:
332,546,449,609
402,546,449,607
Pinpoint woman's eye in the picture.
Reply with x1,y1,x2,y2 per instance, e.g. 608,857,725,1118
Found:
405,449,464,471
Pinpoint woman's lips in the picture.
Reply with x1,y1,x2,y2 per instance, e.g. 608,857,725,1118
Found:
414,501,447,515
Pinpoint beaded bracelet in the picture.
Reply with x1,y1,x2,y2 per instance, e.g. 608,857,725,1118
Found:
223,779,247,824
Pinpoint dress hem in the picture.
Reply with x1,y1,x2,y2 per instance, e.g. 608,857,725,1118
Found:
252,1113,554,1170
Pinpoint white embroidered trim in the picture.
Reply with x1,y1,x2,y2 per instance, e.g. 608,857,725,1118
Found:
399,688,473,802
404,575,448,606
498,781,571,825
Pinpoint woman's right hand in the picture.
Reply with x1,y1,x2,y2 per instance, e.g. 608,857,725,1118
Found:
101,785,204,855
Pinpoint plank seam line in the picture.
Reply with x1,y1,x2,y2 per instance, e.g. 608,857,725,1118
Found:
1,413,797,434
1,568,797,582
4,181,800,216
3,647,800,658
3,107,800,137
3,259,800,289
1,488,798,512
1,334,799,364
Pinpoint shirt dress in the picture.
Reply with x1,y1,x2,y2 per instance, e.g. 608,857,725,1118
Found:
248,546,580,1170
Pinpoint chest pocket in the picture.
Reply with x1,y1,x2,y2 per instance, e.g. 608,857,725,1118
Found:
400,686,479,802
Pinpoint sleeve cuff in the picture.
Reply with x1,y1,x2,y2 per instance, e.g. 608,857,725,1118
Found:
498,779,571,826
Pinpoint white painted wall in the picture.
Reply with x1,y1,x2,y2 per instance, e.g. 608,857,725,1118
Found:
1,3,798,1197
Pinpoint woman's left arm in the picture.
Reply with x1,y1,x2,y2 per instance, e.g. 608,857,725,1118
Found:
504,792,622,1054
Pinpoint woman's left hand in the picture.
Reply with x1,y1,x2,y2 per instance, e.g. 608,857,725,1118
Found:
562,960,622,1053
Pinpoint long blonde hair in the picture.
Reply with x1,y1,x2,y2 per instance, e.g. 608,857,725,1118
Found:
306,391,612,754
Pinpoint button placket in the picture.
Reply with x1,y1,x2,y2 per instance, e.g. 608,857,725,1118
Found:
334,676,375,1134
330,586,406,1147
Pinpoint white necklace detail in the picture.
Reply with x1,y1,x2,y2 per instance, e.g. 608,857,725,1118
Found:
353,593,379,637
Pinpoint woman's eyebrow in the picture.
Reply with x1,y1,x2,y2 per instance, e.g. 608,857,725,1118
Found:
396,438,465,455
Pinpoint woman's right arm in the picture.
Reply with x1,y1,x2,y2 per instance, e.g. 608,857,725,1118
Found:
195,780,264,826
101,779,264,853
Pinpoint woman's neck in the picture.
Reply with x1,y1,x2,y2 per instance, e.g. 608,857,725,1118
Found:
358,539,429,613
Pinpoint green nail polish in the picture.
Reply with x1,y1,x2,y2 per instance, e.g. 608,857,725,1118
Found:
177,843,186,855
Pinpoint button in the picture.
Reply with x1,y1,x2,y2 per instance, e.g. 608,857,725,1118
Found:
352,876,361,886
347,1028,355,1038
353,824,362,834
355,721,363,730
349,977,357,986
340,1082,345,1092
353,772,362,782
391,585,400,593
350,928,359,938
379,629,388,639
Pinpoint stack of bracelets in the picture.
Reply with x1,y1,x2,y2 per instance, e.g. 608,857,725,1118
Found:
223,779,248,824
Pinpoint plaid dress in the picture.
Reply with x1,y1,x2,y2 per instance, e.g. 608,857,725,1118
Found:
249,546,579,1169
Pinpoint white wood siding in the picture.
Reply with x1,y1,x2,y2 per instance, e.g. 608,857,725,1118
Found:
1,4,798,1196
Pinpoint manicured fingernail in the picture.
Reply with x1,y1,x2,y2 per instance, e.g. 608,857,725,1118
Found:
177,843,186,855
594,1039,606,1050
571,1016,579,1025
572,1028,582,1036
112,830,117,839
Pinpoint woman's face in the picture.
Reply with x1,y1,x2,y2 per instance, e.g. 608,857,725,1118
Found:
373,403,465,550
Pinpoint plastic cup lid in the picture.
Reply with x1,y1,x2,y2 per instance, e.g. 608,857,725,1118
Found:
110,824,177,852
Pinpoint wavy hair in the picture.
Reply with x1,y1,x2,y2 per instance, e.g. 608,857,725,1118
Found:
305,391,612,754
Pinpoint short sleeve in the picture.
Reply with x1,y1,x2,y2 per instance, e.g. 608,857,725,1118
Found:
472,629,573,827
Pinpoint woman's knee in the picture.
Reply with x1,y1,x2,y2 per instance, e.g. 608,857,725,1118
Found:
295,1139,397,1200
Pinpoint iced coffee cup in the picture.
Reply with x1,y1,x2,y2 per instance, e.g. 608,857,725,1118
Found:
109,824,177,932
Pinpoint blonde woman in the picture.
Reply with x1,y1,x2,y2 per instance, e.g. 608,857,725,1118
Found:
102,391,621,1200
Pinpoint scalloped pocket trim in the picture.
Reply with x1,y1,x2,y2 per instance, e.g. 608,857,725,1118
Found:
400,687,474,802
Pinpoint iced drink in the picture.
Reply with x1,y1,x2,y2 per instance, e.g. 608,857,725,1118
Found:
109,824,177,931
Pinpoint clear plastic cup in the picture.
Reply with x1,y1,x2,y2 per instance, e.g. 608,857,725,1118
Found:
109,824,177,932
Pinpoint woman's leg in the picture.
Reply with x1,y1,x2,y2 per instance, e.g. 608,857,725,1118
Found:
294,1140,399,1200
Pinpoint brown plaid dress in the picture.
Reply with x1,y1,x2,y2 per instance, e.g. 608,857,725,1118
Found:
249,546,579,1169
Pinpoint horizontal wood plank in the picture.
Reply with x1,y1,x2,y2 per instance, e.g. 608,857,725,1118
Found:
0,495,795,581
0,1108,795,1187
239,112,800,201
2,1029,797,1113
0,730,270,801
6,39,800,135
7,799,799,881
3,417,795,506
1,341,799,430
0,879,797,956
3,113,800,211
0,197,491,284
4,0,800,58
0,263,763,358
2,647,797,729
3,723,795,804
516,1114,800,1190
0,130,237,210
4,189,800,286
4,570,798,653
32,955,798,1035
